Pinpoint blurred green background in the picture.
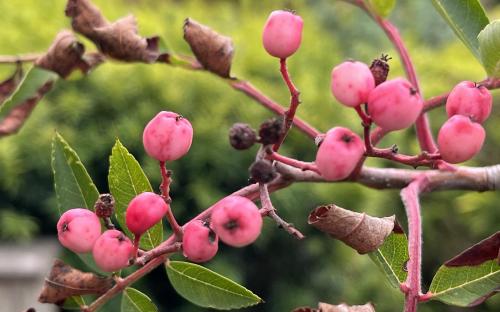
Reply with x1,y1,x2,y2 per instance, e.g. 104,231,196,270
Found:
1,0,499,311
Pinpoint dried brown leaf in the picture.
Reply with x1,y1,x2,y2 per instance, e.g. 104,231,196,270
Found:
308,204,395,254
0,63,23,104
0,80,54,137
38,259,114,305
35,30,104,78
183,18,234,78
293,302,375,312
66,0,164,63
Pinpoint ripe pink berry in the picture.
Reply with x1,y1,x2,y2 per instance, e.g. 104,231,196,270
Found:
93,229,134,272
367,78,423,131
126,192,169,236
315,127,365,181
262,10,303,59
438,115,485,164
331,61,375,107
143,111,193,162
446,81,492,123
182,220,219,263
57,208,101,253
210,196,263,247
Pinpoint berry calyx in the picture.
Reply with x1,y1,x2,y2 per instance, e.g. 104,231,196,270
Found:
367,78,423,131
142,111,193,162
92,229,134,272
370,54,391,86
446,81,492,123
182,220,219,263
262,10,303,59
330,60,375,107
57,208,101,253
229,123,257,150
126,192,169,236
315,127,365,181
210,195,263,247
438,115,485,164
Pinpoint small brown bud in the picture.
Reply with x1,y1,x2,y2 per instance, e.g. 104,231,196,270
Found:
94,193,115,218
249,160,277,184
229,123,257,150
370,54,391,86
259,117,284,145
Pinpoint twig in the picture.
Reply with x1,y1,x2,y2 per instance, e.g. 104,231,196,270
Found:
0,53,43,64
267,150,320,173
135,242,182,266
259,183,305,240
159,161,183,240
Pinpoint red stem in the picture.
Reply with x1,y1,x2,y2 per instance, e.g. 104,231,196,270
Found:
159,161,183,240
267,151,320,173
273,58,302,151
230,80,319,139
400,176,428,312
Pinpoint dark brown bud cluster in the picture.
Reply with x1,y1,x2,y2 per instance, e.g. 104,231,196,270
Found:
229,123,257,150
94,193,115,218
259,117,284,145
249,160,277,184
370,54,391,86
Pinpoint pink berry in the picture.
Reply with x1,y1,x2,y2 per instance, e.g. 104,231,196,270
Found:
92,230,134,272
182,220,219,263
126,192,169,236
210,196,263,247
262,10,303,59
367,78,423,131
57,208,101,253
446,81,492,123
438,115,485,164
331,61,375,107
315,127,365,181
143,111,193,162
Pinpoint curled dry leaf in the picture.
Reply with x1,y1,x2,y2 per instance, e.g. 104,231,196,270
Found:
183,18,234,78
0,63,23,104
293,302,376,312
38,259,114,305
0,80,54,137
66,0,163,63
308,204,395,254
35,30,104,78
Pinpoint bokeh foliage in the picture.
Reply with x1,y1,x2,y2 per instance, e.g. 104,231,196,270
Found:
0,0,499,311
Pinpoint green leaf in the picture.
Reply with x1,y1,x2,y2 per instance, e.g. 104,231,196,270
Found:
0,66,57,114
108,139,162,250
431,0,489,61
51,132,104,274
478,20,500,77
429,232,500,307
368,223,409,288
368,0,396,18
166,261,262,310
63,296,87,310
121,288,158,312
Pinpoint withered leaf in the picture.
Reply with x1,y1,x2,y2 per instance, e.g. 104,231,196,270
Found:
35,30,104,78
0,63,23,104
38,259,114,305
293,302,376,312
0,80,53,137
308,205,395,254
66,0,165,63
184,18,234,78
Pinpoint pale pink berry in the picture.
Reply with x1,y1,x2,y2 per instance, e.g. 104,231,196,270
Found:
315,127,365,181
57,208,101,253
182,220,219,263
367,78,423,131
262,10,303,59
143,111,193,162
126,192,169,236
210,196,262,247
331,61,375,107
446,81,492,123
92,230,134,272
438,115,485,164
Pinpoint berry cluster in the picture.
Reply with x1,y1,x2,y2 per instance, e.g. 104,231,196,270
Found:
57,110,265,271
